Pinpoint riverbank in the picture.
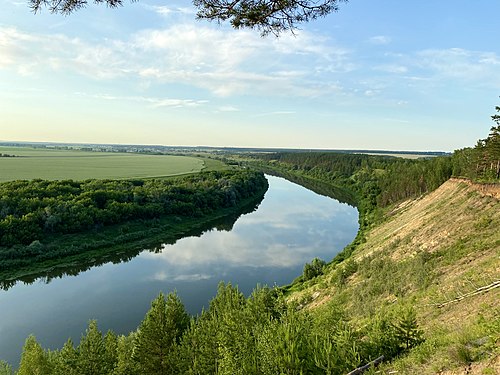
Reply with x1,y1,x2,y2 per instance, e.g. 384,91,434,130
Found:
242,149,499,373
288,177,500,374
0,175,268,289
0,173,359,370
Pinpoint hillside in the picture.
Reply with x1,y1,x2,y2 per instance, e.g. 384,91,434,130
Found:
3,174,498,374
290,178,500,374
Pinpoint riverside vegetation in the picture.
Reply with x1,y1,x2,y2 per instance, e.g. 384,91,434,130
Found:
1,105,499,374
0,170,268,284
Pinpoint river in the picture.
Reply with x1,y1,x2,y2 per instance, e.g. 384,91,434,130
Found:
0,175,358,366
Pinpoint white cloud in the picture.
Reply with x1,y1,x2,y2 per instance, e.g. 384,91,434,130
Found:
76,92,208,108
368,35,392,45
413,48,500,87
357,47,500,98
0,24,353,98
0,27,37,69
364,90,378,97
6,0,24,6
147,5,195,17
375,64,408,74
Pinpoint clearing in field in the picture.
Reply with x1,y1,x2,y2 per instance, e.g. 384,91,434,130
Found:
0,146,226,181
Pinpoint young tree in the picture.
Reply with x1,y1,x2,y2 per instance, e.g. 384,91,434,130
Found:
103,330,119,374
303,257,327,281
485,123,500,179
113,333,140,375
0,361,13,375
17,335,52,375
133,292,190,375
257,306,314,375
392,307,424,352
53,339,79,375
77,320,108,375
179,313,219,374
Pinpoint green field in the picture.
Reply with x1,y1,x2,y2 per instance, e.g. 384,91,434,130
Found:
0,146,228,182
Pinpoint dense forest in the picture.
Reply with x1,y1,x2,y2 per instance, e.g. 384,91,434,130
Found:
0,170,268,271
246,107,499,265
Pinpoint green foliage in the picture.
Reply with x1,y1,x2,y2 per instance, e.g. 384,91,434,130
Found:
179,283,284,374
452,104,500,181
303,257,327,281
392,307,425,352
257,307,314,374
0,361,13,375
103,331,118,374
6,283,433,375
0,170,268,272
17,335,52,375
53,339,79,375
333,258,358,286
113,334,139,375
77,320,109,375
363,311,401,359
134,292,190,375
311,301,359,374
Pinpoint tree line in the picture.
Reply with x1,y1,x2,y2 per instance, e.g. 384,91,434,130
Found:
252,104,500,224
0,170,268,263
451,105,500,180
245,105,499,266
252,103,499,214
2,285,423,375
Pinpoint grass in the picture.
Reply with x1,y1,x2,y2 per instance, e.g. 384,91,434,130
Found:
285,178,500,374
0,146,228,181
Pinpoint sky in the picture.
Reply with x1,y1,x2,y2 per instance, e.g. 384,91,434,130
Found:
1,0,499,151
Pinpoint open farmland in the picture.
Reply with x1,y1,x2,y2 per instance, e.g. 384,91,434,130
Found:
0,146,227,182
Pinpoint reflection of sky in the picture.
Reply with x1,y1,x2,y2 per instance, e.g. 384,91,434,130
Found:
0,175,358,366
141,175,358,276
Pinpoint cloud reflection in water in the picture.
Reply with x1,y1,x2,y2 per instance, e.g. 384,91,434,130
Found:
140,175,358,282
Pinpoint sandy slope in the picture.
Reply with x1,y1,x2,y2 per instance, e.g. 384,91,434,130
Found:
295,178,500,374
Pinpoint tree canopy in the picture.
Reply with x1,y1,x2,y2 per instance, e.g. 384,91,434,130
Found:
29,0,348,35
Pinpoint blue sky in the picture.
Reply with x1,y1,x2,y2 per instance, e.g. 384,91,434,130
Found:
1,0,499,151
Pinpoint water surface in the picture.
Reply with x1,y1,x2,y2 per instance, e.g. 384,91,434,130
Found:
0,175,358,365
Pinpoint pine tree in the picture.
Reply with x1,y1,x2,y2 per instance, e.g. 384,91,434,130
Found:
0,360,13,375
17,335,52,375
392,307,424,352
133,292,190,375
54,339,79,375
77,320,108,375
103,330,118,374
113,333,140,375
486,124,500,179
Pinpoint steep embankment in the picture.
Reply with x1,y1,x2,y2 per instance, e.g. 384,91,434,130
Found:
292,179,500,374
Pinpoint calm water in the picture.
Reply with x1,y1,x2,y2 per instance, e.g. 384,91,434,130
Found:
0,175,358,366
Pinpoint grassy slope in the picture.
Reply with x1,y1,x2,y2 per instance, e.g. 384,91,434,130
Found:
290,179,499,374
0,147,229,181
